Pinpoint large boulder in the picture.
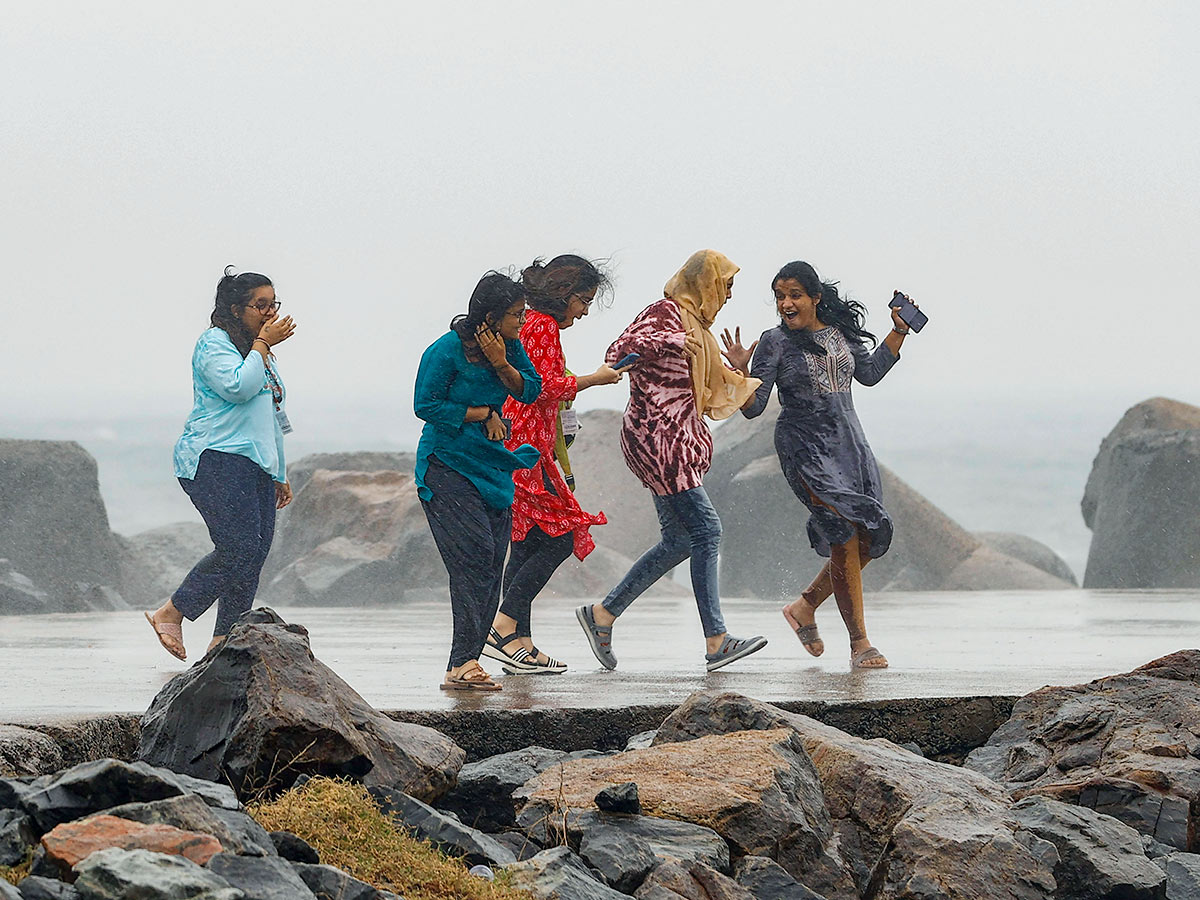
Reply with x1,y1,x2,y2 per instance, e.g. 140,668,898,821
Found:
516,727,852,896
259,468,441,606
975,532,1078,586
965,649,1200,851
71,847,242,899
1081,397,1200,530
116,523,213,607
654,691,1062,900
137,609,464,802
0,440,130,613
1083,424,1200,588
704,398,1069,596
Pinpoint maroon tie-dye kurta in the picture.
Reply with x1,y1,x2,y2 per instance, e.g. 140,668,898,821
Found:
605,299,713,496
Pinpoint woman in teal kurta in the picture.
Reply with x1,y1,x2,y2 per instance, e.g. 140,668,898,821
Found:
414,272,542,691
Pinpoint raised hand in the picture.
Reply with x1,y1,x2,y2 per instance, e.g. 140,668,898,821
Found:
258,313,296,347
475,324,508,368
720,326,758,374
591,363,623,385
890,294,919,334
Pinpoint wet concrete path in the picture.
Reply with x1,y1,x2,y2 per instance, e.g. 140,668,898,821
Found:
1,589,1195,721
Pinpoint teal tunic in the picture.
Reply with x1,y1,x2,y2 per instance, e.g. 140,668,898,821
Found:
414,330,542,510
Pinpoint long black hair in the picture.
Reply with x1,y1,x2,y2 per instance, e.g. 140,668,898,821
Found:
521,254,612,320
772,260,876,354
211,265,273,357
450,271,527,361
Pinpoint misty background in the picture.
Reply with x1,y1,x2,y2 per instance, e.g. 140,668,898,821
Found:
3,2,1198,578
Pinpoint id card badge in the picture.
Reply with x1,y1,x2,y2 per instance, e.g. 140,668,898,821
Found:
560,407,580,436
275,407,294,435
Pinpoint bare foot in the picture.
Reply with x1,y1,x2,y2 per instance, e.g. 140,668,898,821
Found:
782,598,824,657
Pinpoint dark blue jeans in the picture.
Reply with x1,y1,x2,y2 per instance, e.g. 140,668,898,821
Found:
421,457,512,669
602,485,726,637
173,449,277,636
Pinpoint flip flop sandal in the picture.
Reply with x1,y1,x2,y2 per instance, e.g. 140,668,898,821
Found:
481,628,541,673
851,647,889,669
781,605,824,657
144,611,186,661
440,662,503,691
576,605,617,670
705,634,768,672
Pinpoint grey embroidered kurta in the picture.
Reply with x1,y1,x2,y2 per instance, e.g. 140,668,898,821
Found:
742,325,900,558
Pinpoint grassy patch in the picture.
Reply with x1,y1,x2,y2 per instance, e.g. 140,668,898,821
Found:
1,849,32,886
249,777,532,900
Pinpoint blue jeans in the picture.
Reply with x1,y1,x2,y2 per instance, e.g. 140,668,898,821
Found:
602,486,726,638
173,449,277,636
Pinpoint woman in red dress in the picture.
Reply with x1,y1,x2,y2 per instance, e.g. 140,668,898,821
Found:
482,255,630,674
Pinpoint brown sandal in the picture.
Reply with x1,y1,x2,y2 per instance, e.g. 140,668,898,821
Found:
782,604,824,658
851,646,889,669
440,661,502,692
144,611,186,661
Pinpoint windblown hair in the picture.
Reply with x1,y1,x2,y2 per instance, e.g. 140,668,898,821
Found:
450,272,528,360
772,260,876,354
521,254,612,320
211,265,273,357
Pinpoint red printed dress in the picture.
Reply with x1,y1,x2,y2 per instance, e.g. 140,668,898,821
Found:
605,299,711,496
503,310,607,559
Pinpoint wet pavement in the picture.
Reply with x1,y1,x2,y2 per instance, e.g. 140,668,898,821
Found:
0,589,1195,721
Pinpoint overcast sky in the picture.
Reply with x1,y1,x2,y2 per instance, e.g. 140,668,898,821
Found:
2,1,1197,432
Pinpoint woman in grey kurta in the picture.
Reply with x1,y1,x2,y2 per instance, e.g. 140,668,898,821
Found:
722,260,916,669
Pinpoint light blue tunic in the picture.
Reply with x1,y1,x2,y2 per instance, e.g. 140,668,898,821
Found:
173,328,287,483
414,330,542,510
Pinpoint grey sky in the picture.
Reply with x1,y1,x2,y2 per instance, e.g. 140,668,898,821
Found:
3,1,1197,428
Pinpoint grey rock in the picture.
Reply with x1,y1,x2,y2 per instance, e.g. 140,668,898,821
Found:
579,823,656,892
1155,853,1200,900
14,874,80,899
208,809,278,858
965,650,1200,850
624,731,657,751
18,758,187,833
368,786,515,867
1011,795,1166,899
72,847,242,899
494,831,542,861
0,808,35,866
1082,397,1200,530
1084,427,1200,588
1145,835,1180,859
733,856,826,900
292,862,382,900
0,567,52,615
976,531,1078,585
138,609,463,802
269,830,318,864
594,782,640,815
516,806,731,874
504,845,631,900
636,860,755,899
207,853,316,899
436,746,569,833
0,440,128,615
0,881,20,900
283,452,417,496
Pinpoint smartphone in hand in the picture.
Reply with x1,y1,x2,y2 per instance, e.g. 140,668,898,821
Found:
890,291,928,333
615,352,641,369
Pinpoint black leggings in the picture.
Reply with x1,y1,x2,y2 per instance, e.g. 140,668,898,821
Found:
498,526,574,638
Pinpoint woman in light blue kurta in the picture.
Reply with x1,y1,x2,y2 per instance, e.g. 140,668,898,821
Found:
145,267,297,661
414,272,542,692
723,261,916,670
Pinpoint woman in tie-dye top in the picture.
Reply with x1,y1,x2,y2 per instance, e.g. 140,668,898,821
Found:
575,249,769,673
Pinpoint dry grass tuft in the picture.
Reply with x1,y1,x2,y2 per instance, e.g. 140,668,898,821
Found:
248,776,532,900
1,849,32,886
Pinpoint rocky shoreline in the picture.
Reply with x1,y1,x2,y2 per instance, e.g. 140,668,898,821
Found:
4,609,1199,898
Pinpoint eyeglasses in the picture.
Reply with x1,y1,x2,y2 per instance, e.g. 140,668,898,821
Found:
571,293,594,309
505,308,527,321
247,300,282,313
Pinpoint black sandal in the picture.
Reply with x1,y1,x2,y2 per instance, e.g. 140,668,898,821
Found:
481,627,540,673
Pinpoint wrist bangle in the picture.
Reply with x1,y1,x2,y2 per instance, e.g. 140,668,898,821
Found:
253,338,270,348
892,327,909,336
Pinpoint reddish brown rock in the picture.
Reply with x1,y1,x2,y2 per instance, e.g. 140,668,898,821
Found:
41,814,222,880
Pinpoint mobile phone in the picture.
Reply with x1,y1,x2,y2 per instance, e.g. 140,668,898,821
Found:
889,291,928,333
615,352,641,369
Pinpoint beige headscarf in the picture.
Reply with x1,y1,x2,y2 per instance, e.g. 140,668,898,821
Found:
664,249,762,421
